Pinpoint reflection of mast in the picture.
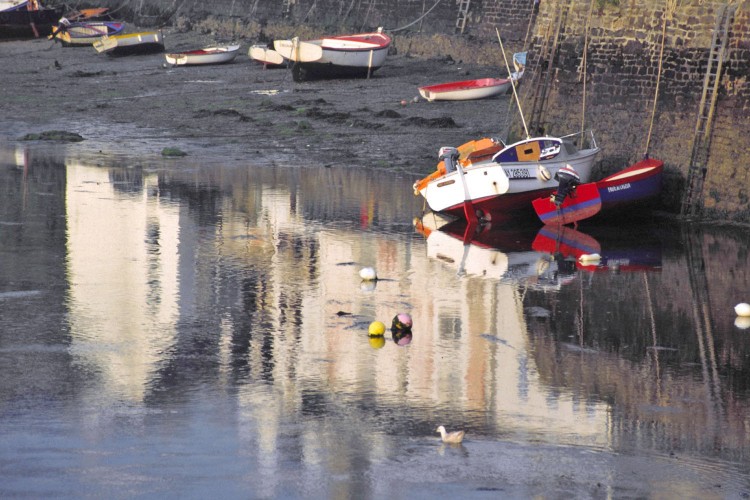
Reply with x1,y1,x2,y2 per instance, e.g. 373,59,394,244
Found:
683,225,723,426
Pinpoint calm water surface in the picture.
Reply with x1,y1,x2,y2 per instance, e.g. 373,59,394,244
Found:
1,143,749,498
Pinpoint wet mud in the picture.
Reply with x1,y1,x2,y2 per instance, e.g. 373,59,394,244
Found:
1,29,517,176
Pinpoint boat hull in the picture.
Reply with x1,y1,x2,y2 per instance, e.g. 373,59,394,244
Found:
419,78,512,102
248,44,285,67
532,157,663,225
165,45,240,66
53,22,125,47
0,7,63,39
596,157,663,211
94,31,164,56
275,31,391,82
417,137,600,223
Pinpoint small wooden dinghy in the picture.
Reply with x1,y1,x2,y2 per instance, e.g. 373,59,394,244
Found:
419,77,513,102
93,30,164,56
165,44,240,66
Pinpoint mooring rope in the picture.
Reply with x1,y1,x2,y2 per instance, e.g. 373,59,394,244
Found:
385,0,442,32
580,0,594,139
644,0,678,157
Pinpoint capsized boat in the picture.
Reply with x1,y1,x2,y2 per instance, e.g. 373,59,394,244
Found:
532,157,664,225
273,27,391,82
248,43,285,68
50,20,125,46
165,44,240,66
413,130,601,224
93,30,164,56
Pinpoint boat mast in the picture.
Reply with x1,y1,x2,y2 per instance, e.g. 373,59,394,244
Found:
496,28,530,140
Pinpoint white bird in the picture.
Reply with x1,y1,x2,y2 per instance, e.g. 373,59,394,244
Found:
735,302,750,317
436,425,465,444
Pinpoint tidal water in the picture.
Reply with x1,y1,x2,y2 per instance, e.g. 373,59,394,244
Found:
1,142,749,499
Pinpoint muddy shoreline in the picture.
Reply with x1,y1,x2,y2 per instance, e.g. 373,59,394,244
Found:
1,29,521,179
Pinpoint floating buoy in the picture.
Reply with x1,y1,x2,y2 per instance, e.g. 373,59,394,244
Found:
578,253,601,263
735,302,750,317
400,99,408,106
391,312,413,332
368,321,386,336
359,267,377,281
735,316,750,330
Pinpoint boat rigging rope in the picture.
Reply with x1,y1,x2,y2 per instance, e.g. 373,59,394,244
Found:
385,0,442,32
580,0,594,140
644,0,677,157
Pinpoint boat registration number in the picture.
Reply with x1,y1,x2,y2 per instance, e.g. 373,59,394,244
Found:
505,168,533,179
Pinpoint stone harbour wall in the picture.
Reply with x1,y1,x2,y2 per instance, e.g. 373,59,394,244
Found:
51,0,750,221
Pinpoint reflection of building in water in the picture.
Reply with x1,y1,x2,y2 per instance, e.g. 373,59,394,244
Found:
65,160,181,403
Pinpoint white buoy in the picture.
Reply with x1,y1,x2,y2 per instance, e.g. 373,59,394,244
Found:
578,253,601,263
359,267,377,281
735,316,750,330
734,302,750,317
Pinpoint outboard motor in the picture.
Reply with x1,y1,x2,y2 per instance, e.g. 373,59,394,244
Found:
438,146,460,173
552,164,580,206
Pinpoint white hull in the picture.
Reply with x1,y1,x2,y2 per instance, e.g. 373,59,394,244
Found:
165,45,240,66
419,79,512,102
416,132,601,220
248,44,285,66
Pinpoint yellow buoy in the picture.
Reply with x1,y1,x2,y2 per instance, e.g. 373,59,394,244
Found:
369,336,385,349
368,321,386,336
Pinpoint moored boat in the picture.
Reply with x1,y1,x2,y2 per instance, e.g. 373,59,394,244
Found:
50,20,125,46
93,30,164,56
273,27,391,82
419,77,514,102
532,157,664,225
165,44,240,66
413,130,601,224
418,51,526,102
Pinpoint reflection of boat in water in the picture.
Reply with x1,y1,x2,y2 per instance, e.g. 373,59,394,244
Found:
415,218,573,286
532,224,662,272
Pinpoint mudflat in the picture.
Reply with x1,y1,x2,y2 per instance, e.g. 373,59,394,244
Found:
0,29,518,176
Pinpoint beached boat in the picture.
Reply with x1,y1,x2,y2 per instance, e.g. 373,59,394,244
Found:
532,157,664,225
93,30,164,56
165,44,240,66
418,52,526,102
0,3,63,39
413,130,601,224
419,77,514,102
0,0,27,11
50,20,124,46
273,27,391,81
248,44,285,68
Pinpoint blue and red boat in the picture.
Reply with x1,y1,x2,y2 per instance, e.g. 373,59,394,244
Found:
532,157,664,225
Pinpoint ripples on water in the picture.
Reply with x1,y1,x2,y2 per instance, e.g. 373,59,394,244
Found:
1,144,749,497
